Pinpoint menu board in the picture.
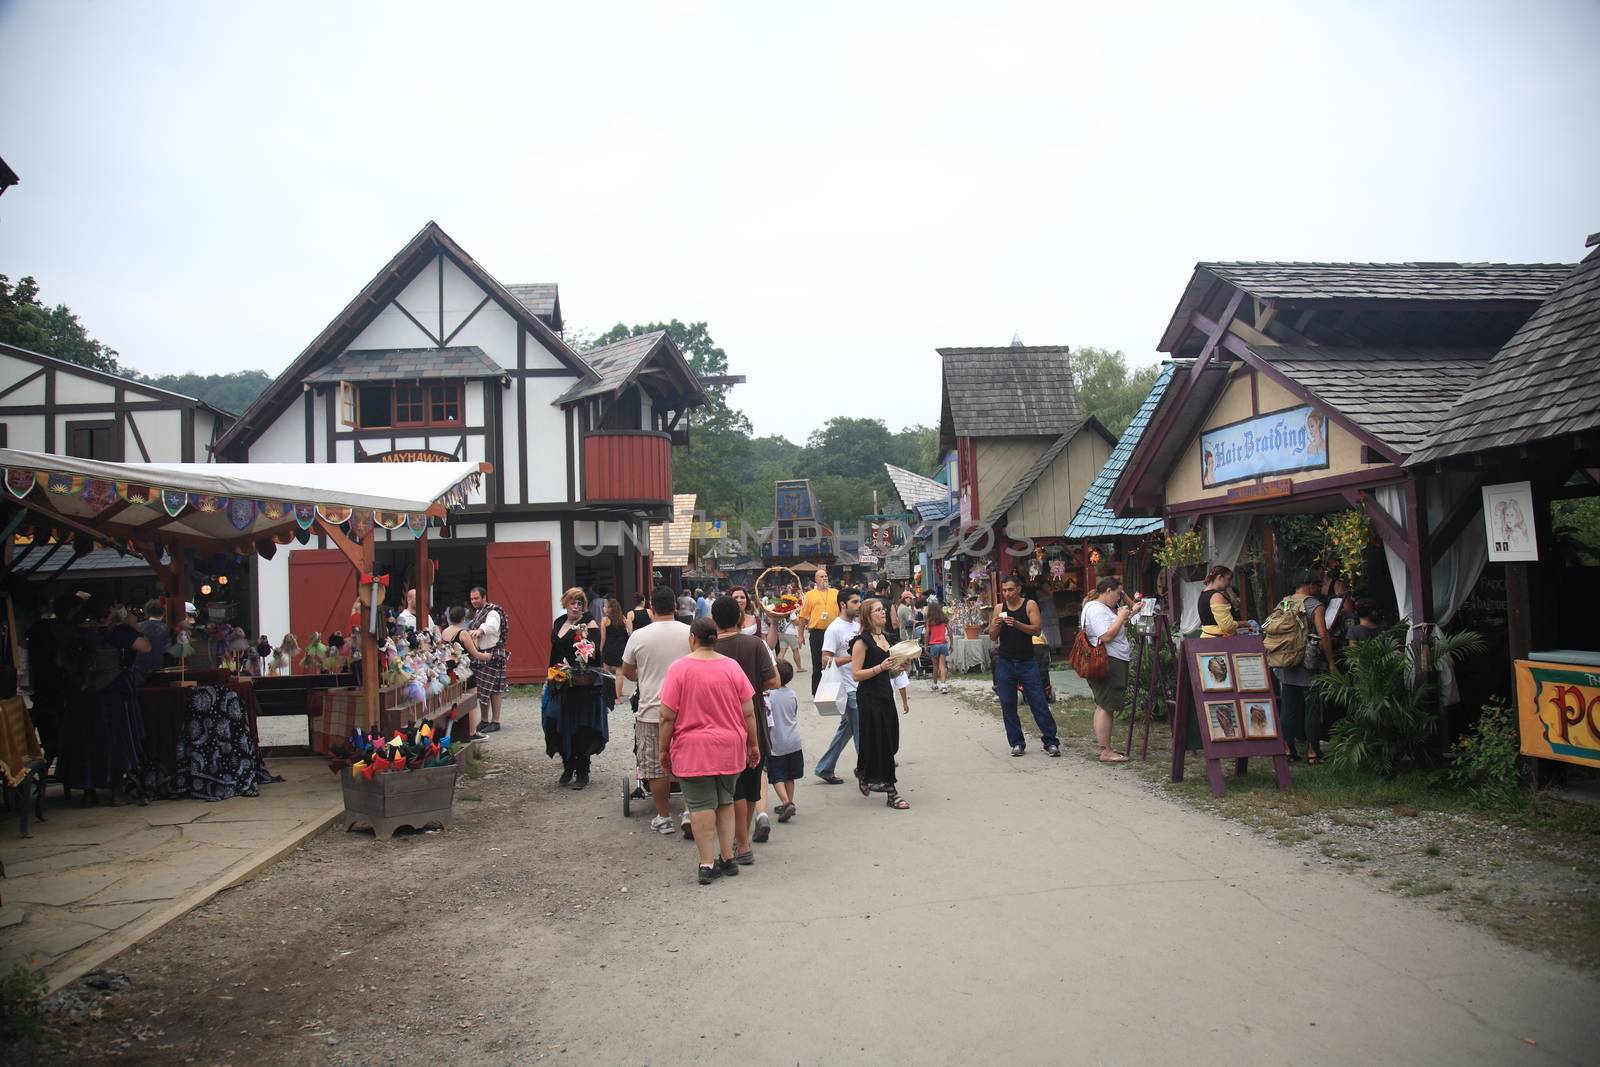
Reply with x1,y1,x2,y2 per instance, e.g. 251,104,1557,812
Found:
1171,634,1292,796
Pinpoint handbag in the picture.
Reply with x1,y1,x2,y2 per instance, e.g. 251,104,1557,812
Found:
814,665,845,716
1069,628,1110,681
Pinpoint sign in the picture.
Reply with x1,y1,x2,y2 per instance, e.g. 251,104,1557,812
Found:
887,550,912,580
1224,478,1293,504
1483,481,1538,562
361,448,454,464
690,519,726,540
1515,659,1600,769
1171,635,1292,796
1200,404,1329,489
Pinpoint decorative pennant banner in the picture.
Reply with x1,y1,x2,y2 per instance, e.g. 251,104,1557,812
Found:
258,499,289,522
226,497,256,531
293,503,316,529
190,494,225,514
117,482,160,506
407,513,429,539
374,510,406,530
162,489,188,517
82,479,117,512
348,508,374,542
5,469,36,499
46,472,81,496
317,504,353,525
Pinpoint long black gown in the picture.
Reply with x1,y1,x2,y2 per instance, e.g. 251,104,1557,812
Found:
852,633,899,787
540,616,610,778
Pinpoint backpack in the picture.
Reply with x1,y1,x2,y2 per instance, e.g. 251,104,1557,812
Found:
1262,595,1310,670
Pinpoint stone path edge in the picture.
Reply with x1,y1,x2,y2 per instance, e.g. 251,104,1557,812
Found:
38,796,346,997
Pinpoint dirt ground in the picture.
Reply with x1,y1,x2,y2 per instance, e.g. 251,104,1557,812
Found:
10,686,1599,1065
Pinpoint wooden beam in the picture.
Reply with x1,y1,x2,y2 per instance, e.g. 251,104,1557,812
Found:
313,514,365,571
415,531,430,629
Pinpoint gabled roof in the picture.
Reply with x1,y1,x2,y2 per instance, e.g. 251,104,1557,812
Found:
976,419,1113,531
1158,261,1572,352
1409,246,1600,464
1107,359,1229,516
13,544,151,577
1253,346,1495,454
213,221,595,457
303,346,506,384
938,345,1082,448
649,493,696,567
883,462,947,510
504,284,562,331
0,155,17,196
557,330,707,410
1065,364,1174,539
0,340,233,421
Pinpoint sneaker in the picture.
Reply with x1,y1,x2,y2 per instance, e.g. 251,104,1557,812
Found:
681,813,694,840
734,849,754,866
650,814,676,835
1010,745,1025,757
941,685,950,694
717,856,740,877
930,681,939,693
571,774,589,790
753,813,771,842
469,731,488,741
1045,743,1061,758
698,863,718,885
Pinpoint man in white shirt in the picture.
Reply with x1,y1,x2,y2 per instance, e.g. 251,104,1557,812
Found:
619,586,691,835
396,588,419,631
812,588,862,784
467,586,509,733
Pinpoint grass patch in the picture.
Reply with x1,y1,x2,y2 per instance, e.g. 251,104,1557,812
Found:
1425,842,1443,857
0,964,46,1042
1406,880,1454,898
463,758,489,781
458,792,483,802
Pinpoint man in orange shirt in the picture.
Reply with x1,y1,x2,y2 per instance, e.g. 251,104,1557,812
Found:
797,571,839,697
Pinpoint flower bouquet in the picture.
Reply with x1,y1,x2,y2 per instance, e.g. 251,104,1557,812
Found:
755,566,803,618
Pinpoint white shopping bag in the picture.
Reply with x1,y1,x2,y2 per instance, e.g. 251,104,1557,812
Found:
814,665,844,716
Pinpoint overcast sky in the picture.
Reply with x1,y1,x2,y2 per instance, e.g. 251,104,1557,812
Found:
1,1,1596,444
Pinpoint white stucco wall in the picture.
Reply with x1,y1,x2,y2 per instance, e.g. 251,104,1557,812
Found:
126,408,184,462
4,414,45,451
0,354,46,403
257,551,290,645
54,375,116,404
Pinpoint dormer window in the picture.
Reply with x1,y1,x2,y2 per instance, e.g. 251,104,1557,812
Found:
343,381,465,429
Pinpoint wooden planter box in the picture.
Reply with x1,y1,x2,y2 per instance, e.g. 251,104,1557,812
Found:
963,624,982,640
341,763,460,839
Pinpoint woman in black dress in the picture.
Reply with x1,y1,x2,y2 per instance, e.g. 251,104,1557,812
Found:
851,597,909,810
541,587,608,789
600,597,631,705
56,599,150,805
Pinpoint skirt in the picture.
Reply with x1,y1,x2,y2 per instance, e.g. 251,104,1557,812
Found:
541,683,609,761
1088,656,1130,714
476,648,510,694
854,685,899,786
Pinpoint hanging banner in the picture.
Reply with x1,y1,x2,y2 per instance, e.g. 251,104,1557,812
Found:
46,472,81,495
226,497,256,531
4,469,34,499
258,499,290,522
82,479,117,512
190,494,225,513
407,513,429,539
348,508,375,542
162,489,188,517
317,504,353,525
374,510,407,530
293,503,317,529
1200,404,1330,489
117,482,160,506
1483,481,1538,562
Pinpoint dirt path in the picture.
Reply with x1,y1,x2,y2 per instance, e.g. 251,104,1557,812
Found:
18,689,1599,1065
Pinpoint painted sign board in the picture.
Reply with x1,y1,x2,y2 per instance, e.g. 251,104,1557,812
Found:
1483,481,1538,562
1515,659,1600,769
1224,478,1294,504
1200,404,1329,489
361,448,455,463
1171,634,1292,796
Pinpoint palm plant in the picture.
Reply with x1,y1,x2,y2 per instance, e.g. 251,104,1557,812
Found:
1315,624,1485,776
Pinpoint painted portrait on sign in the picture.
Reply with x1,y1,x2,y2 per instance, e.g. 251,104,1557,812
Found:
1241,699,1278,740
1204,700,1244,742
1200,404,1333,489
1198,653,1234,693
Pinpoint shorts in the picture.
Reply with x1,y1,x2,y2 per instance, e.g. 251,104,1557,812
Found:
1088,655,1130,714
634,720,663,779
928,643,949,658
779,628,800,648
734,758,765,803
679,773,740,812
767,749,804,784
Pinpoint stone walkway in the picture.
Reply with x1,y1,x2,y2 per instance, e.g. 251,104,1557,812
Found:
0,756,341,992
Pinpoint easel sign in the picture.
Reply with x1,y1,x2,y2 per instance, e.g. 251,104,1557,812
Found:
1170,634,1292,797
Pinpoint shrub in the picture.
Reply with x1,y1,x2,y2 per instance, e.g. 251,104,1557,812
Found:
1447,697,1526,808
0,963,46,1042
1316,625,1485,776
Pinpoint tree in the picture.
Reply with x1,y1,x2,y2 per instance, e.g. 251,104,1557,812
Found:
138,369,273,415
0,275,120,372
1071,346,1160,437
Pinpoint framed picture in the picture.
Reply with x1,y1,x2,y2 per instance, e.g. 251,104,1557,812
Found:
1197,653,1234,693
1240,698,1278,740
1203,700,1244,742
1231,653,1270,693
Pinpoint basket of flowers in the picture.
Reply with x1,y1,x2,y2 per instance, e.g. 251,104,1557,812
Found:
755,566,804,619
549,635,602,687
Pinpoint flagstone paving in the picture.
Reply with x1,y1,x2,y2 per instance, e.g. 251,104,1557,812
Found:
0,756,340,986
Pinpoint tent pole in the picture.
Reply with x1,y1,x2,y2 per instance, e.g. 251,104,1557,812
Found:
415,530,430,631
360,527,380,728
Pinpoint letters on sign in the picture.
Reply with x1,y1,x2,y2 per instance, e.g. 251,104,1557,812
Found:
1516,660,1600,770
1200,404,1330,489
362,449,455,464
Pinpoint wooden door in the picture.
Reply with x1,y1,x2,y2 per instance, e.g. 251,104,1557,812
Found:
485,540,551,684
289,548,357,673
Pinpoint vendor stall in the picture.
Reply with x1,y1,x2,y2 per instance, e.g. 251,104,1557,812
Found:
0,447,491,796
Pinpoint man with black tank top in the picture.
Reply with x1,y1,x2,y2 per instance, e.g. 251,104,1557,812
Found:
988,576,1061,757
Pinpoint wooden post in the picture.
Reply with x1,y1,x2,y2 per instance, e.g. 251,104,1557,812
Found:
414,530,430,630
360,527,380,729
1505,562,1532,661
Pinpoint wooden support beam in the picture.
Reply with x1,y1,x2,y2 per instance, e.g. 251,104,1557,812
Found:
359,528,380,728
415,531,430,629
314,515,365,571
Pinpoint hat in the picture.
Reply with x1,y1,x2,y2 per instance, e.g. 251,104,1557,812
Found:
184,601,198,615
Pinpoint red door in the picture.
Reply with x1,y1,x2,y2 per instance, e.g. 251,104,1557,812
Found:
289,549,357,674
485,540,551,684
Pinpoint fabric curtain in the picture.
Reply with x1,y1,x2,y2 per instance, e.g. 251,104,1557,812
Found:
1375,485,1413,622
1207,514,1252,574
1427,473,1488,627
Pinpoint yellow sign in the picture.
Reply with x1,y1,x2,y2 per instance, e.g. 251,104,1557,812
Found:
1515,659,1600,770
690,520,726,540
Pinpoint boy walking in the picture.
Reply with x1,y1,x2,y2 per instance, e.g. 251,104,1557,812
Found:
766,660,803,821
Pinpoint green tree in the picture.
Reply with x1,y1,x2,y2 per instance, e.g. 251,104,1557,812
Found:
138,369,273,414
888,424,939,473
1071,346,1160,436
0,274,120,372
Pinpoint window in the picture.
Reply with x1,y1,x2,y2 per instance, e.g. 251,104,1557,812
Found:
339,382,356,427
349,381,464,430
394,385,425,426
356,385,391,428
428,384,460,425
66,420,121,461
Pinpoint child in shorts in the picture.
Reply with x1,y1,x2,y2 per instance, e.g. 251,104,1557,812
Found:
766,660,803,821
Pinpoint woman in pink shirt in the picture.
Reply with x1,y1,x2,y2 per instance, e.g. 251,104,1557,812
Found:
659,618,760,884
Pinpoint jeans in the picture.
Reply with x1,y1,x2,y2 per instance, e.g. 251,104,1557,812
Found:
994,655,1058,749
809,629,828,695
814,690,859,777
1279,682,1324,755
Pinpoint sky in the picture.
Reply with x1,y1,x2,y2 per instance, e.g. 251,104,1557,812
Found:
1,0,1597,444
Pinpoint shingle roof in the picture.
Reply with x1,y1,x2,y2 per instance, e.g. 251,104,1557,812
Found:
649,493,696,567
303,346,505,384
1409,249,1600,464
504,283,559,322
938,345,1082,442
558,331,667,404
976,421,1087,531
13,545,151,576
1253,345,1495,454
884,463,947,510
1065,365,1173,539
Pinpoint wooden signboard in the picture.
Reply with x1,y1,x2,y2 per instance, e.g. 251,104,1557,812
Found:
1171,634,1292,797
1515,658,1600,770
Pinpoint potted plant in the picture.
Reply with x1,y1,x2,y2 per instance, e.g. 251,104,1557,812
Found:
1154,528,1206,580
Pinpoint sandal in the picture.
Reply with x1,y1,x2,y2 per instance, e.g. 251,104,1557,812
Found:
1306,752,1324,765
858,777,871,797
885,789,909,810
1098,751,1130,764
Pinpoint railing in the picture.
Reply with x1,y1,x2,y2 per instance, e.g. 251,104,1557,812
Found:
583,431,673,504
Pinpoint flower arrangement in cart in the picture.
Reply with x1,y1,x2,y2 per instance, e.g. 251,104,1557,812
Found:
547,633,602,688
326,720,458,779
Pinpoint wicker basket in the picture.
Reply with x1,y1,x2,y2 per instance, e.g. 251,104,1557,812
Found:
754,566,805,619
